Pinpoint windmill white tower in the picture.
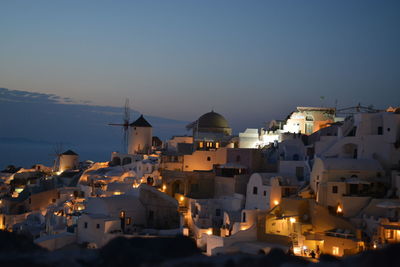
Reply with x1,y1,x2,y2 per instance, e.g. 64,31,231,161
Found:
58,150,79,172
128,115,152,155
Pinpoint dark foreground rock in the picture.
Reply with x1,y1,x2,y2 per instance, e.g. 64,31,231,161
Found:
1,231,400,267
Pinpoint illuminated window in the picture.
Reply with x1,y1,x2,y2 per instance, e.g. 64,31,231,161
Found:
216,142,219,148
386,230,394,239
126,217,131,225
120,211,126,219
332,246,339,256
199,142,203,148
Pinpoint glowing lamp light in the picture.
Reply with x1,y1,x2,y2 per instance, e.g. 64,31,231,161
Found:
240,225,249,231
180,196,185,202
337,205,343,214
293,246,302,255
373,244,377,249
290,217,296,223
207,229,213,235
274,200,279,206
162,185,167,191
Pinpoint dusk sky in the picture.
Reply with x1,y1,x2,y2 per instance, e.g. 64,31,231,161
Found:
1,0,399,128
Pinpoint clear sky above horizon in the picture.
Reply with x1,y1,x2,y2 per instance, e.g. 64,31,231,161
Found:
1,0,399,129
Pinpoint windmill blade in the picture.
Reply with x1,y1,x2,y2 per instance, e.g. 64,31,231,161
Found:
52,143,64,171
124,98,130,127
108,99,131,153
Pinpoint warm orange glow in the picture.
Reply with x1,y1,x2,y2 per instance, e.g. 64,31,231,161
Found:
206,229,213,235
373,244,377,249
273,200,279,206
337,205,343,214
332,246,339,255
180,196,184,202
290,217,296,223
120,211,125,218
240,225,249,231
162,185,167,191
113,191,122,195
199,142,203,148
216,142,219,148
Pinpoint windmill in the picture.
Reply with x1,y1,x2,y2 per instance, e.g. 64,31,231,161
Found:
109,98,131,153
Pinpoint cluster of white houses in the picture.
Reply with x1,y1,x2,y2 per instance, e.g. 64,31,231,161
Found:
1,105,400,258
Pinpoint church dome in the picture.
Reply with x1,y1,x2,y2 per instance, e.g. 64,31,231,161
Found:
197,111,229,128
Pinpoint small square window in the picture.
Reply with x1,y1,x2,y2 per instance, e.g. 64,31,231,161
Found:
216,209,221,216
207,157,211,161
84,222,88,229
96,224,100,229
253,186,258,195
263,191,266,196
332,186,338,194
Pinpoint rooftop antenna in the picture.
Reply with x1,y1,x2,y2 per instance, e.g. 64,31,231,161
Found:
109,98,131,153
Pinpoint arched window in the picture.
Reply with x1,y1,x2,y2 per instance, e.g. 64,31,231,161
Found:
120,211,126,219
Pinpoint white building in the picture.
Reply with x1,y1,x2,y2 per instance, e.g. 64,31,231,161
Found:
310,157,385,217
245,173,296,210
